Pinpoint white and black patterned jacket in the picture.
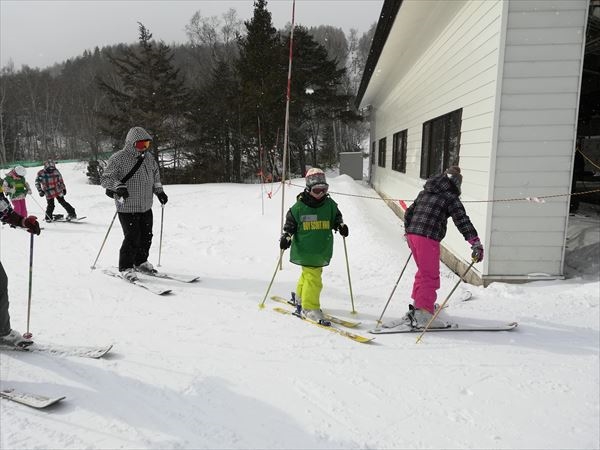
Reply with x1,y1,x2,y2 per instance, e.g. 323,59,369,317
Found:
404,174,477,242
101,127,164,213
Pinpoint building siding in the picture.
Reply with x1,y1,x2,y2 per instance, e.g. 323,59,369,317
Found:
370,0,504,276
490,0,588,276
363,0,588,283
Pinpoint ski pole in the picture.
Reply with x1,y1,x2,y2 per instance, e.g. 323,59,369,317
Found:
29,194,51,222
375,252,412,328
415,259,475,344
259,249,284,309
157,204,165,267
342,236,357,314
91,210,118,269
23,233,35,339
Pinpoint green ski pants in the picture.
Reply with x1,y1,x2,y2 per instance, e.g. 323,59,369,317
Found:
296,266,323,310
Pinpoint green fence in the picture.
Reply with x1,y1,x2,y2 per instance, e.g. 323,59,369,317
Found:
0,153,113,170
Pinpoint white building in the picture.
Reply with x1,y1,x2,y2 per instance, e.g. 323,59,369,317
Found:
357,0,596,285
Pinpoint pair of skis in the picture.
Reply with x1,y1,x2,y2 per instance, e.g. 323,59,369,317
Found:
102,268,200,295
371,320,519,334
270,295,518,343
0,342,113,409
269,296,374,344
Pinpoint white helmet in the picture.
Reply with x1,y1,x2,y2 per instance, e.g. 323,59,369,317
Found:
14,166,26,177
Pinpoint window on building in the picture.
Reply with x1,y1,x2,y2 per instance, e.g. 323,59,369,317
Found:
420,109,462,179
392,130,407,173
371,141,376,165
378,137,387,168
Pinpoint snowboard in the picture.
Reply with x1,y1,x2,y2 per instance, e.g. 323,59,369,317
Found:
51,216,86,223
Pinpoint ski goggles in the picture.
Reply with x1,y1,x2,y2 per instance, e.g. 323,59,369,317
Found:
310,185,329,196
134,139,151,150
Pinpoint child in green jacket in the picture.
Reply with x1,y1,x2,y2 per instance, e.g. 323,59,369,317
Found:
3,166,31,217
279,168,349,323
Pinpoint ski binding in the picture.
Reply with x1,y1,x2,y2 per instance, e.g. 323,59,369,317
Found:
270,295,360,328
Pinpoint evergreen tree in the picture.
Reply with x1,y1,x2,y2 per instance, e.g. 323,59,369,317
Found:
185,58,242,183
285,26,357,172
237,0,285,179
97,23,189,164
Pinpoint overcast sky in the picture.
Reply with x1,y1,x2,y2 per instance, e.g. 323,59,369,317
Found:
0,0,384,69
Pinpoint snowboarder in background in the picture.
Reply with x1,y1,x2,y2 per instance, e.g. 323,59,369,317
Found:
0,192,41,347
35,159,77,222
100,126,168,282
3,165,32,217
279,168,349,323
402,166,484,328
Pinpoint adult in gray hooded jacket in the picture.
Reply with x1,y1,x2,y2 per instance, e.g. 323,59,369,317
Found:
101,126,168,281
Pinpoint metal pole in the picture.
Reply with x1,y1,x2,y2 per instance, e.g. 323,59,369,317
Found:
258,115,264,216
279,0,296,270
415,260,475,344
157,204,165,267
375,252,412,327
259,250,284,309
29,194,51,222
342,237,357,314
90,210,118,270
23,233,34,339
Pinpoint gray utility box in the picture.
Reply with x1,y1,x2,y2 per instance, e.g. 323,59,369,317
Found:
339,152,363,180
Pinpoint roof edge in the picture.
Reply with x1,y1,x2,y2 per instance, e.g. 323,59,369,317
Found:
355,0,403,109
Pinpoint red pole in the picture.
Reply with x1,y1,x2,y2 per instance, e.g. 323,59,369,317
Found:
279,0,296,269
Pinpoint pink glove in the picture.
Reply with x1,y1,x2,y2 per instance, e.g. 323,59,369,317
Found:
468,237,483,262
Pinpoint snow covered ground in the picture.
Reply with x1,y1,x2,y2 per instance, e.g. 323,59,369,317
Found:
1,162,598,449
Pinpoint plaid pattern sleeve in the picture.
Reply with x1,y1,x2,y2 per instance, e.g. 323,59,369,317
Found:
404,175,478,242
447,196,478,241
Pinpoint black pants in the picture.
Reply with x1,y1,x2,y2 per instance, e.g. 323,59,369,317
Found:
46,196,76,219
118,210,153,271
0,262,11,336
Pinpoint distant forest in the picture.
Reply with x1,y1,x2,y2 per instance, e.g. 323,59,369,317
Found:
0,0,376,184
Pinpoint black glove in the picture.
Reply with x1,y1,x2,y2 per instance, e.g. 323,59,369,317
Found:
38,191,44,197
115,184,129,199
279,233,292,250
157,191,168,205
62,188,67,196
22,215,41,236
469,237,484,263
337,223,349,237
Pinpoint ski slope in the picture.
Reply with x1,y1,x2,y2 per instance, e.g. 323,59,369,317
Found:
1,162,598,449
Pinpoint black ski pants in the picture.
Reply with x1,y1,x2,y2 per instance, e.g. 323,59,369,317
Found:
0,262,12,336
118,209,153,271
45,196,76,219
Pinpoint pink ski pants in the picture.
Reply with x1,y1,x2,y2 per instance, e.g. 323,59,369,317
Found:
407,234,440,314
11,199,28,217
